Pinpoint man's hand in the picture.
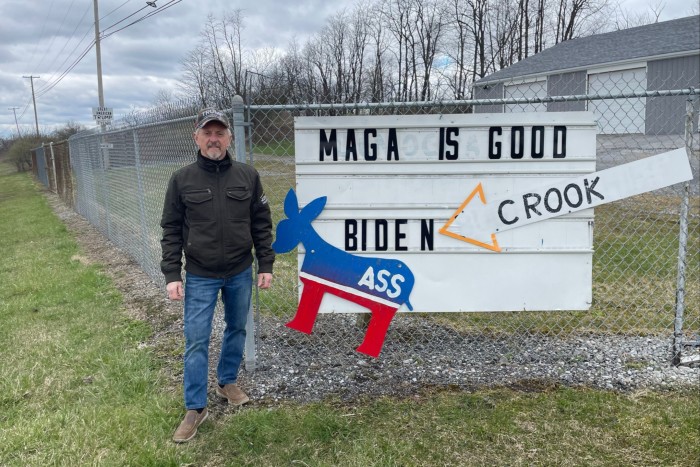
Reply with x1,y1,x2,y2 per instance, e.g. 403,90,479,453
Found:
258,273,273,289
166,281,184,300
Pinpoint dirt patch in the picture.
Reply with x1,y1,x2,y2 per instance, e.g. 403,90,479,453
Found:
70,254,92,266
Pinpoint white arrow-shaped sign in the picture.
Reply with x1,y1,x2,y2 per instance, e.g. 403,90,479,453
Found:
439,148,693,252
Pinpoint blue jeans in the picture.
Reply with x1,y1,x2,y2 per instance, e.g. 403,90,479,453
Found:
183,267,252,409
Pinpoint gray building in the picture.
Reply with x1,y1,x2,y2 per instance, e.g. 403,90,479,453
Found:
473,16,700,135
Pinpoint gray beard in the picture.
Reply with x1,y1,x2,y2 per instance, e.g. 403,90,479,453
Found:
202,148,225,160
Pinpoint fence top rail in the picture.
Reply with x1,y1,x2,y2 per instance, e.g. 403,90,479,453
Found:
63,88,699,137
68,113,201,142
248,88,700,112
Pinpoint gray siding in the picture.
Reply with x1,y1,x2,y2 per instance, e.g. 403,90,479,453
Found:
474,16,699,85
548,71,587,112
646,54,700,134
473,82,504,113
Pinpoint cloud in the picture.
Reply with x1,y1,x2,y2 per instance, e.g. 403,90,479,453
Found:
0,0,692,138
0,0,344,137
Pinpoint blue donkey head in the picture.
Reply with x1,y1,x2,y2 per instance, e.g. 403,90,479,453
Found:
273,189,326,254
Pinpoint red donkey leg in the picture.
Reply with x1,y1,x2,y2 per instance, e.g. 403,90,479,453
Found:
286,276,326,334
355,303,399,358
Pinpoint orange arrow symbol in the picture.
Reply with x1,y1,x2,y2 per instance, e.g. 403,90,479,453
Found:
438,182,501,253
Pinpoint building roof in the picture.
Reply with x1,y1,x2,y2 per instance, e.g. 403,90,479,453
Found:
475,15,700,85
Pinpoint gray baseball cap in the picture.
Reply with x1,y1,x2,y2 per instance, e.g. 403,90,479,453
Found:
194,107,230,129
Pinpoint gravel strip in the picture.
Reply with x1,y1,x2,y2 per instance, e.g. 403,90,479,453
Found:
235,316,699,403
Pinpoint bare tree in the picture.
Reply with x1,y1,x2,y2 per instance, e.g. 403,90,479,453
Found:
468,0,490,81
151,88,175,107
325,12,351,102
610,0,667,29
179,46,211,107
201,14,229,105
518,0,530,59
380,0,417,101
414,0,447,101
533,0,548,53
276,39,308,103
173,0,653,106
443,0,472,99
220,10,246,94
348,3,371,103
304,35,334,103
51,121,84,142
555,0,610,43
366,3,391,102
489,0,520,70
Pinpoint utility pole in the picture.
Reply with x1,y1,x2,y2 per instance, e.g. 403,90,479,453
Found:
22,75,40,137
93,0,105,110
7,107,21,137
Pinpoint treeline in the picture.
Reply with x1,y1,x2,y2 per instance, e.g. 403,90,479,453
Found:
176,0,664,107
0,122,84,172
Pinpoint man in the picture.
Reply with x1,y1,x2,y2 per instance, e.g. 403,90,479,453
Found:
160,107,274,443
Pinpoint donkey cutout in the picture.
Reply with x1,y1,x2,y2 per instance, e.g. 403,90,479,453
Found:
273,189,415,357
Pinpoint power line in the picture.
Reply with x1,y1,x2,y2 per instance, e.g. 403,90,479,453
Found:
29,0,130,90
19,3,93,117
102,0,182,39
21,0,183,110
100,0,134,22
26,0,58,74
16,97,34,123
101,4,152,34
35,40,97,99
31,0,78,77
36,5,94,94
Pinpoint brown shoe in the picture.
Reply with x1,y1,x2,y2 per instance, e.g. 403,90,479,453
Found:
172,408,208,443
216,384,250,406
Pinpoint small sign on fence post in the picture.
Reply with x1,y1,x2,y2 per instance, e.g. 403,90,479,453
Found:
92,106,113,124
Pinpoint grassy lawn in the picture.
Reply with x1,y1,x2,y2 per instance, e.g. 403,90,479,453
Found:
0,167,189,465
2,164,697,466
252,139,295,157
192,387,699,466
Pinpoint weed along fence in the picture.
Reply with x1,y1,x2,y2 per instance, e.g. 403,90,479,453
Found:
39,89,699,396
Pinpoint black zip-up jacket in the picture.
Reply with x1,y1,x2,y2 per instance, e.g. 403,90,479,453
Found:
160,151,274,284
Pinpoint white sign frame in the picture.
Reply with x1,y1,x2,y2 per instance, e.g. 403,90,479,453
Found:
293,112,599,313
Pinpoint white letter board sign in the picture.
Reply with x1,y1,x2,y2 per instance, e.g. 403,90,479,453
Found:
292,112,598,313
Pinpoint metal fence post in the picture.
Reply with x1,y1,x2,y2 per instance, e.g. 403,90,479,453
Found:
232,95,256,372
49,142,58,193
673,98,695,366
99,134,113,240
37,144,48,188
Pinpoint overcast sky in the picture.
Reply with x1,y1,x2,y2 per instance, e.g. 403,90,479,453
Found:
0,0,696,139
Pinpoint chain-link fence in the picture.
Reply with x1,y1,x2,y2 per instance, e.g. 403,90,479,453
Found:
46,84,699,398
30,140,74,207
30,145,49,188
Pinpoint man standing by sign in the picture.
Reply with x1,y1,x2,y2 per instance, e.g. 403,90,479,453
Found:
160,107,275,443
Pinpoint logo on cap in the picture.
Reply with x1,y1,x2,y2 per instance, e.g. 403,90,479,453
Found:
195,107,230,129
